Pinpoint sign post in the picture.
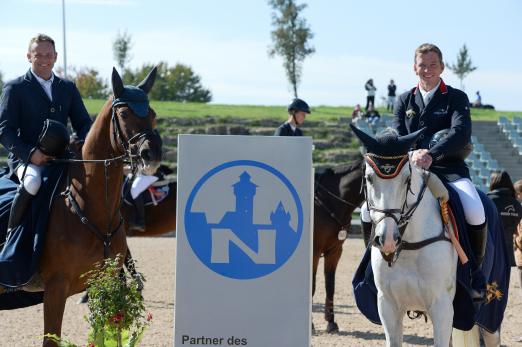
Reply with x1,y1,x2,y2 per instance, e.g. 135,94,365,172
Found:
175,135,312,347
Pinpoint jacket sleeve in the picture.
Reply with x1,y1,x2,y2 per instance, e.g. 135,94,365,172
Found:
68,83,92,140
0,83,33,161
391,94,408,136
428,90,471,162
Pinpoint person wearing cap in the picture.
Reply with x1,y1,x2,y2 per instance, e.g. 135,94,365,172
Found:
372,43,486,269
0,33,92,232
274,98,311,136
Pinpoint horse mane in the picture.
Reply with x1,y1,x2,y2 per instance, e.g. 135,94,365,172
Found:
82,98,113,159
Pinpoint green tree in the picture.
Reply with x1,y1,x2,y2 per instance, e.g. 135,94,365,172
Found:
268,0,314,98
448,44,477,90
125,62,212,102
73,67,109,99
113,30,133,78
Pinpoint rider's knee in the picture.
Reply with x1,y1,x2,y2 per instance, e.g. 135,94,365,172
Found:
360,203,371,223
23,176,42,196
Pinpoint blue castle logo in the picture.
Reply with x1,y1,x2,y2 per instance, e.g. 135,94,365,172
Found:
184,160,303,279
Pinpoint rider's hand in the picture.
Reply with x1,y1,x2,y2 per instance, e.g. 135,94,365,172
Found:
30,149,54,165
411,149,432,169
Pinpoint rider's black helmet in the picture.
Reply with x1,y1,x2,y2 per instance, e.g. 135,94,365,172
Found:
288,98,311,114
429,128,472,160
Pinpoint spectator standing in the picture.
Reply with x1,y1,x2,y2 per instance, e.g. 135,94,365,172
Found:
387,79,397,112
364,79,376,111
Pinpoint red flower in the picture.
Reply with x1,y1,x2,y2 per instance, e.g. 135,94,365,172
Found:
111,311,124,325
146,312,153,322
87,343,95,347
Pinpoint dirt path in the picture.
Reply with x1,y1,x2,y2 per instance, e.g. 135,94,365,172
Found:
2,236,521,346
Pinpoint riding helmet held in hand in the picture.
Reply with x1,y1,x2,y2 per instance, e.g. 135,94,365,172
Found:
37,119,70,157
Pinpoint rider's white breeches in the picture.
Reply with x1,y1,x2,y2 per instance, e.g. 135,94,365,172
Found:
448,178,485,226
131,174,158,199
360,177,485,226
17,164,42,196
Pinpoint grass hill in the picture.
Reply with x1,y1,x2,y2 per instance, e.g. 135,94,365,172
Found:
83,99,519,122
82,99,521,173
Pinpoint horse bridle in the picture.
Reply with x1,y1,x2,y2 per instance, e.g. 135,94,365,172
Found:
314,182,360,233
58,102,159,257
363,153,436,266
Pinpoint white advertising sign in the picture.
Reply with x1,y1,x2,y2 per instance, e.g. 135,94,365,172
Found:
175,135,312,347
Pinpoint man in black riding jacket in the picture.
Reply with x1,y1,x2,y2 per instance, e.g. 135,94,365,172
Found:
0,33,92,232
360,43,487,271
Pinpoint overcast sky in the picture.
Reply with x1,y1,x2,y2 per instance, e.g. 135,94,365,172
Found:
1,0,521,111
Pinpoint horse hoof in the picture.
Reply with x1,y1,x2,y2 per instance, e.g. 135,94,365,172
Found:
77,292,88,304
326,321,339,333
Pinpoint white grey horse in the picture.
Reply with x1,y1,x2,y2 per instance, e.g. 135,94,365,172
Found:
352,125,458,347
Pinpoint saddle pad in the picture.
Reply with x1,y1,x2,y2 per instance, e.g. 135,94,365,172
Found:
0,164,67,310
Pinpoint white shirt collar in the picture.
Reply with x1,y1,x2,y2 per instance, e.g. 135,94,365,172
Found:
31,69,54,101
418,79,441,106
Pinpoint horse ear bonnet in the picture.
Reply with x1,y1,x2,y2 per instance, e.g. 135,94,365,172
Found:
113,86,150,118
111,66,156,118
350,124,426,177
350,124,426,157
37,119,70,157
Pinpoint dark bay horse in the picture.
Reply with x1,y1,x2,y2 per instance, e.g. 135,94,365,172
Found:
313,159,364,333
17,68,161,346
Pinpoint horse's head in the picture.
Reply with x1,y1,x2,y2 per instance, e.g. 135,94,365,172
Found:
350,124,425,257
111,67,162,175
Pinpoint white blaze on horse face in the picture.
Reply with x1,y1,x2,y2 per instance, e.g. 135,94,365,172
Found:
366,163,410,255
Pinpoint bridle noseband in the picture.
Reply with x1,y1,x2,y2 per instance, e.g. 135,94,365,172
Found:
363,153,436,266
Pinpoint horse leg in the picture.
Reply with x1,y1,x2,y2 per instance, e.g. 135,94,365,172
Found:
311,253,320,333
377,295,403,347
43,278,69,347
429,296,453,347
324,245,342,333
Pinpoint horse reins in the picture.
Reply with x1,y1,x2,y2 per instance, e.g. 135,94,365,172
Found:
363,153,450,266
314,182,359,233
54,104,156,257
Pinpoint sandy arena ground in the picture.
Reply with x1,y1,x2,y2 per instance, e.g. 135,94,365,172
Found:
2,235,522,346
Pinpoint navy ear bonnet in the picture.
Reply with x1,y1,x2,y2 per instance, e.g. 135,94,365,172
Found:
349,124,426,157
112,86,150,118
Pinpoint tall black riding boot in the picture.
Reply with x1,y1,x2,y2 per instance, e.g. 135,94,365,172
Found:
362,221,373,247
7,185,34,231
468,221,487,268
130,192,146,232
